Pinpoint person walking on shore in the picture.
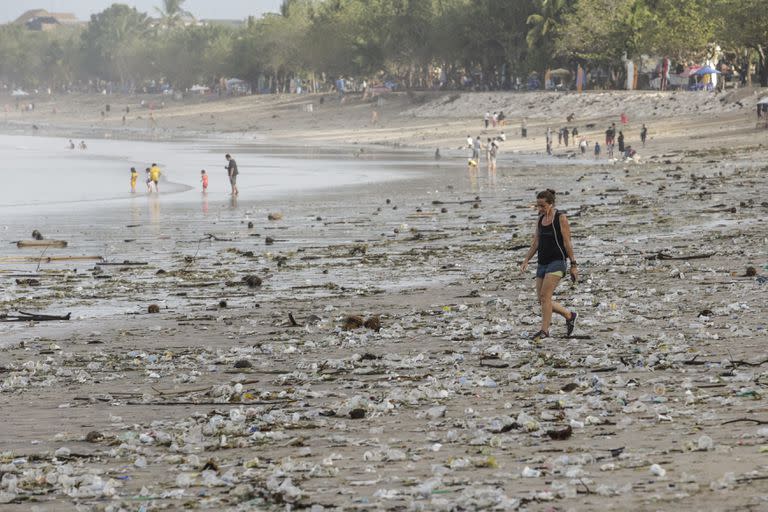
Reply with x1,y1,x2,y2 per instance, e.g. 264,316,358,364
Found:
225,154,239,196
640,124,648,146
149,163,161,192
545,127,552,155
520,189,578,341
130,167,138,193
488,139,498,173
472,136,481,162
617,131,625,153
201,169,208,192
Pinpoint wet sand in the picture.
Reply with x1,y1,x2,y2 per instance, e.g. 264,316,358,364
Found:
1,90,768,510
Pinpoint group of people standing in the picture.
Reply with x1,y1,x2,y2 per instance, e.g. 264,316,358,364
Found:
483,111,506,129
128,154,240,195
545,126,579,154
604,123,647,159
543,122,648,159
466,132,505,173
129,163,162,193
68,139,87,150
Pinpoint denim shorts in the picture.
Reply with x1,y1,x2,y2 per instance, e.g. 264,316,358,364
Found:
536,260,566,279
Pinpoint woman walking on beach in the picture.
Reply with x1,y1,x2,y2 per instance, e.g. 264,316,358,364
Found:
520,189,578,341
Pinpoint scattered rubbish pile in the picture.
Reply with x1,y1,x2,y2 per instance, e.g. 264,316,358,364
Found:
1,148,767,510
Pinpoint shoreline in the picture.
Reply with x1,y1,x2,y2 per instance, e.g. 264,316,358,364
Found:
1,90,768,510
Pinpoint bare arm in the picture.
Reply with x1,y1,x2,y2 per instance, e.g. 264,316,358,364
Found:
558,214,579,281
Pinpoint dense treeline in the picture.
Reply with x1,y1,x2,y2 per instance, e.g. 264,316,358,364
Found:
1,0,767,93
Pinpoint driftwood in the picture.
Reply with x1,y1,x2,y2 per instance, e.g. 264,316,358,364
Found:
0,256,103,263
96,261,149,266
728,358,768,368
431,199,481,205
203,233,233,242
16,240,67,248
645,251,715,261
721,417,768,426
125,399,296,406
0,311,71,322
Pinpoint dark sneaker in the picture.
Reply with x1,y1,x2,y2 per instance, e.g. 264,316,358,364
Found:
566,312,578,337
531,330,549,341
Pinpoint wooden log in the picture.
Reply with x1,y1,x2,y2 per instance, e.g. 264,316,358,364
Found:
0,311,71,322
0,256,103,263
16,240,68,248
96,261,148,266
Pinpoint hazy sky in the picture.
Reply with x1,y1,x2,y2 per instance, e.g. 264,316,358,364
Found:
1,1,283,23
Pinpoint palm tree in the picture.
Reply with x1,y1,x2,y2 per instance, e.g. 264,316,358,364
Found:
155,0,193,29
526,0,572,48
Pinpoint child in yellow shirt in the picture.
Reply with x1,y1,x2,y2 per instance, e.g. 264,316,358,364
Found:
130,167,138,193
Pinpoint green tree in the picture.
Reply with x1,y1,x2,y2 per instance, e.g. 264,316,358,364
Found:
526,0,574,72
638,0,718,61
155,24,235,88
717,0,768,85
555,0,651,65
155,0,193,29
81,4,151,83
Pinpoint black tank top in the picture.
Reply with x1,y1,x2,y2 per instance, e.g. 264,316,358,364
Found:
537,211,566,264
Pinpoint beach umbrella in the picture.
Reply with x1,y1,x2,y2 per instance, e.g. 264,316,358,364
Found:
549,68,572,78
679,66,700,78
691,65,721,76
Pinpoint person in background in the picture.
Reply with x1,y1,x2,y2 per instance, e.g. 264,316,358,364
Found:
201,169,208,192
130,167,138,193
225,154,239,196
149,163,161,192
488,139,498,173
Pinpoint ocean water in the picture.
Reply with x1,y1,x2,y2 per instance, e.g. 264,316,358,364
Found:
0,134,427,217
0,133,440,342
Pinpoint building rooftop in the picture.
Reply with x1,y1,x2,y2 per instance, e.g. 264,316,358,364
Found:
14,9,79,26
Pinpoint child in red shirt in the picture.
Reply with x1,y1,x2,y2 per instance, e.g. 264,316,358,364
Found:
201,170,208,191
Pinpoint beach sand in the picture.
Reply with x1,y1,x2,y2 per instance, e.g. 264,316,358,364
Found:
1,89,768,510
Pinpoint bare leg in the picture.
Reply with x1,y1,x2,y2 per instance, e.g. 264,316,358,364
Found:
537,273,568,333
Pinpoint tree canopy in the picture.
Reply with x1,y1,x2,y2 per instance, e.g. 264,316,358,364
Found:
0,0,766,91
